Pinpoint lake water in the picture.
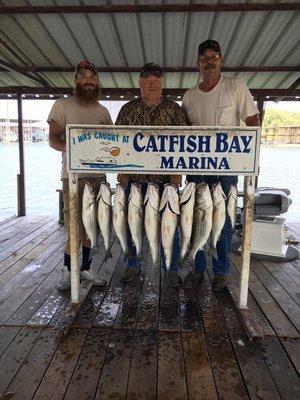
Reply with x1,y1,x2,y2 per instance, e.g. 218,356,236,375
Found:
0,142,299,222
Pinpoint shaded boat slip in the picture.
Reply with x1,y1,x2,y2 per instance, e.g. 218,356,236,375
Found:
0,215,299,399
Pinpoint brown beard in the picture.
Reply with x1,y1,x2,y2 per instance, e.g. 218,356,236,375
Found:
74,83,101,104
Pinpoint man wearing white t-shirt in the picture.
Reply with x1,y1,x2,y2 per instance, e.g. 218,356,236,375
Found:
182,40,260,291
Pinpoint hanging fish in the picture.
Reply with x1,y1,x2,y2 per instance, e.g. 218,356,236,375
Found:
180,182,213,277
144,183,160,270
113,184,129,256
82,182,98,248
128,183,144,260
97,182,112,262
210,182,227,256
227,184,238,229
159,184,180,270
179,182,196,260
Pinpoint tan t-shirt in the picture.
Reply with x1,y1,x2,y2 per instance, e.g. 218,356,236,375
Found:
47,95,113,178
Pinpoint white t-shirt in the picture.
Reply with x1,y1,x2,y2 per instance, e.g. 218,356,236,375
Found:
47,95,113,178
182,76,259,126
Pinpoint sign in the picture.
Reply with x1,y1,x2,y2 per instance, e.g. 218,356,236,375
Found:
67,125,260,175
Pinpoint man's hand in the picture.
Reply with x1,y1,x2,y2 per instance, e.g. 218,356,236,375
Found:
117,174,130,188
170,175,182,187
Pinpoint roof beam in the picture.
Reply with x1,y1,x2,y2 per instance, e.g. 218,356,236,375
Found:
0,39,50,87
0,59,49,87
0,4,299,14
0,66,299,73
1,86,299,101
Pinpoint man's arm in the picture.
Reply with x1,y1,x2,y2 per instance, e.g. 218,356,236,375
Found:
48,120,66,152
245,114,260,126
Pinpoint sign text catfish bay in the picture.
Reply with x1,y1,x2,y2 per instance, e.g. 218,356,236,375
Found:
67,126,260,175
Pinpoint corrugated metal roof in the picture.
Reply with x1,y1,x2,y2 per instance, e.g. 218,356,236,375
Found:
0,0,299,92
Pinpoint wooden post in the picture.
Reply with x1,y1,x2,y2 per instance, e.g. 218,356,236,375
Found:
17,93,26,216
239,176,255,308
69,173,80,303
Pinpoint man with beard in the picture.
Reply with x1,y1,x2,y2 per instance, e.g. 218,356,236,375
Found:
116,63,188,287
48,60,112,290
182,40,259,291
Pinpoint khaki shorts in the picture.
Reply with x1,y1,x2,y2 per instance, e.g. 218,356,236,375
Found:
62,176,106,242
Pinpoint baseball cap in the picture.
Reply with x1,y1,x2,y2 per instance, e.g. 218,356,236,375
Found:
75,60,98,76
198,40,221,57
140,63,163,78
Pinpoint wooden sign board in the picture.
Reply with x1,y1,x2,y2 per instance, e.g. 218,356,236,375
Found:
67,125,260,175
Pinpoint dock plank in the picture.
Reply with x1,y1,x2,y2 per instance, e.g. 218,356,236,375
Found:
231,334,281,400
0,242,65,324
0,216,53,258
206,333,249,400
179,288,203,332
0,327,42,397
231,251,299,337
136,248,160,331
72,242,122,327
279,337,300,376
182,332,218,400
32,328,88,400
126,330,157,400
229,258,276,336
64,328,111,400
263,261,300,306
94,329,135,400
250,258,300,332
197,272,227,335
2,328,62,400
257,336,300,400
157,331,188,400
159,271,180,331
114,245,149,330
92,247,127,328
0,326,21,357
0,221,64,279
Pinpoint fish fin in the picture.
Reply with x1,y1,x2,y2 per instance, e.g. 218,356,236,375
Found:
159,190,169,212
208,246,218,260
180,182,196,205
104,248,112,263
168,187,180,215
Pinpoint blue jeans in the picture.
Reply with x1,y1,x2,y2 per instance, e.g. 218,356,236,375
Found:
186,175,237,276
125,181,180,272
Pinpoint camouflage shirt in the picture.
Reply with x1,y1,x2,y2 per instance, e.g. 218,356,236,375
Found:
116,97,188,184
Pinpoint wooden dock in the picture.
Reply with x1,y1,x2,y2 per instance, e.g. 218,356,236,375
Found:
0,215,299,400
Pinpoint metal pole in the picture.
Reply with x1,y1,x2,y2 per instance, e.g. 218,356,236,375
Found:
239,175,255,308
17,93,26,216
69,173,80,303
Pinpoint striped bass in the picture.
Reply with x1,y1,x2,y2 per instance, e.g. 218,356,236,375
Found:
113,184,129,256
227,184,238,229
144,183,160,270
82,182,98,248
180,182,213,278
97,182,112,262
160,184,180,270
179,182,196,260
128,183,144,260
210,183,227,255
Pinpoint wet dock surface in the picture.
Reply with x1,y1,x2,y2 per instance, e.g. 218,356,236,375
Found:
0,215,299,399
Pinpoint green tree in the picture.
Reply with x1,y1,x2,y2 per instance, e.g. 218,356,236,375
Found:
263,108,300,127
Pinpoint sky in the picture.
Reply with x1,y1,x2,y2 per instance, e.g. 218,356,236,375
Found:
0,99,299,123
